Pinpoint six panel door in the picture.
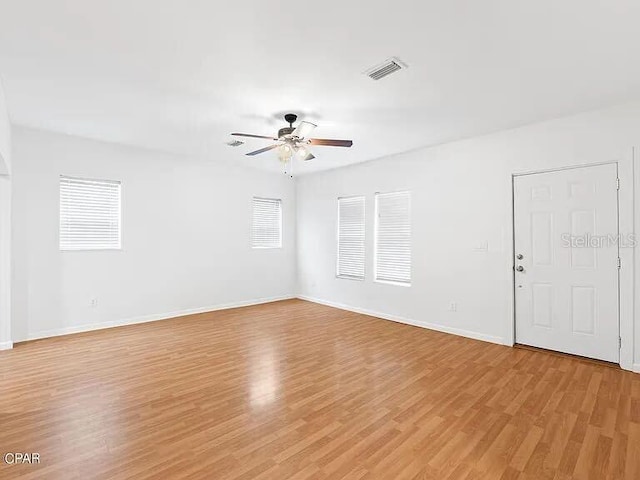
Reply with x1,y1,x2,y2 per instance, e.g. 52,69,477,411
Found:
513,163,620,363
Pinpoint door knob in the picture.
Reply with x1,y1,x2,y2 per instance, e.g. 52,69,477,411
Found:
516,266,524,272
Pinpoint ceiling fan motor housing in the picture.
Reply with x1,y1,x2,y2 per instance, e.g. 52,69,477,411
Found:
278,127,295,138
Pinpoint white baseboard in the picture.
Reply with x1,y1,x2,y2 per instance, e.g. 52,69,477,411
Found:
0,341,13,350
297,295,508,346
18,295,295,343
633,364,640,374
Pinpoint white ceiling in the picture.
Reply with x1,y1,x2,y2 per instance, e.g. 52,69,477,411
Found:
1,0,640,174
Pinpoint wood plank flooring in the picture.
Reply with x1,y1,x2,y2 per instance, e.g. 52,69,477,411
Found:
1,299,639,479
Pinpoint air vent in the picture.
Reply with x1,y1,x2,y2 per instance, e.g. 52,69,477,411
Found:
365,57,407,80
226,139,245,147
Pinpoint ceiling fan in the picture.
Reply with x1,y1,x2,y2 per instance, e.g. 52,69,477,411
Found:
231,113,353,163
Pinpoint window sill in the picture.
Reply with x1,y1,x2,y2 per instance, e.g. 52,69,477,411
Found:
60,248,122,252
374,279,411,287
336,275,365,281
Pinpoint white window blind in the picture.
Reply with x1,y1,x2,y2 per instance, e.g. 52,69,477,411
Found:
252,197,282,248
337,196,365,279
375,191,411,285
60,176,122,251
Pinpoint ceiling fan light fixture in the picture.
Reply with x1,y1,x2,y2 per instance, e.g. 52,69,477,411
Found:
277,144,293,163
297,145,308,158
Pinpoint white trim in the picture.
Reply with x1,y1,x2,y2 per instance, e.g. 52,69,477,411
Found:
298,295,508,346
0,341,13,350
633,364,640,374
0,176,10,350
617,151,635,372
17,295,295,343
512,160,624,177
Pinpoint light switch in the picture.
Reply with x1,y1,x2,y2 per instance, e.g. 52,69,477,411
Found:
473,240,489,252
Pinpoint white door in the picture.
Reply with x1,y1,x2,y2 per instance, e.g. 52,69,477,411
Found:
513,163,620,363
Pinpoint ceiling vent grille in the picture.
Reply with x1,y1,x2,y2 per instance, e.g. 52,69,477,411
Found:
226,139,245,147
365,57,407,80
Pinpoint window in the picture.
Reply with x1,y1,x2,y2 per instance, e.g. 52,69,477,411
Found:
375,191,411,285
252,197,282,248
60,176,122,251
337,196,365,280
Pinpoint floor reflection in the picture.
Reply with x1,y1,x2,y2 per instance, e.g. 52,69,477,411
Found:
249,340,279,407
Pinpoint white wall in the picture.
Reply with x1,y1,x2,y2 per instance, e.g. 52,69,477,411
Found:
297,101,640,368
0,79,11,349
11,127,296,341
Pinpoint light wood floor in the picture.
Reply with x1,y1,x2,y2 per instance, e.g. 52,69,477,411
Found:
1,299,639,479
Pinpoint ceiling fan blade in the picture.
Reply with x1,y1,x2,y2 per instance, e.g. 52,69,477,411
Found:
231,133,278,140
246,144,279,156
309,138,353,147
292,121,317,139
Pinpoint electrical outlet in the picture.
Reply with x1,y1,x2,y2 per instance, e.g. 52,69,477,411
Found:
448,302,457,312
90,298,98,308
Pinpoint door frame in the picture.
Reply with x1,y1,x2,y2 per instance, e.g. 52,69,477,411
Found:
506,152,635,371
